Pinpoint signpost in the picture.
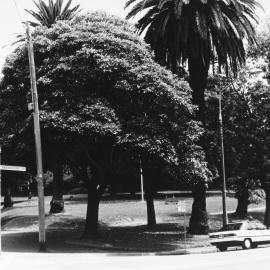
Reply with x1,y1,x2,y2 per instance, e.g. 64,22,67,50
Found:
0,146,26,254
177,200,187,251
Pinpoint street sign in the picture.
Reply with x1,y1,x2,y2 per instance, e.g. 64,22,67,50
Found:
177,200,186,213
0,165,26,172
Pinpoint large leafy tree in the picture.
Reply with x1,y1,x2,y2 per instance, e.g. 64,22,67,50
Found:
0,12,210,238
25,0,80,27
125,0,260,234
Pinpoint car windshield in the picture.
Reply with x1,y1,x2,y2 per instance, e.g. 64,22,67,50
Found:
221,223,243,231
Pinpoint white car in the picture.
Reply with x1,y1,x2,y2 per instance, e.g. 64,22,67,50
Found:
209,220,270,251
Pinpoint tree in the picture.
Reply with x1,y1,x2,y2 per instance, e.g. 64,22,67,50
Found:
25,0,80,27
0,12,210,238
125,0,259,113
204,73,263,218
125,0,260,235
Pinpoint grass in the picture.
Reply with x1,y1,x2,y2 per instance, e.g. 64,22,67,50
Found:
1,194,266,253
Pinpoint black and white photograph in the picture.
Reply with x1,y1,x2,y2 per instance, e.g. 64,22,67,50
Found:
1,1,270,269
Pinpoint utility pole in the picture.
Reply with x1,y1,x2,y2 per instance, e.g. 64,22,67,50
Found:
219,88,228,226
26,23,46,251
0,146,2,254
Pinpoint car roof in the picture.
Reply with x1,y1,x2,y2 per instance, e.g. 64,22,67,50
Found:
226,221,246,225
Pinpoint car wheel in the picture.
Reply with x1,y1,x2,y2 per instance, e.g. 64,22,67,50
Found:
243,238,252,249
217,245,227,252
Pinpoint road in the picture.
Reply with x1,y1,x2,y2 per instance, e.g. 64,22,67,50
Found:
1,247,270,270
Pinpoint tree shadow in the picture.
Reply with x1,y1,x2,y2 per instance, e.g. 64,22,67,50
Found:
2,217,191,253
88,223,191,252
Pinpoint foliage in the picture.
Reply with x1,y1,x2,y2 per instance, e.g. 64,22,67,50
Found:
0,12,211,187
249,16,270,62
25,0,80,27
204,63,270,199
125,0,260,75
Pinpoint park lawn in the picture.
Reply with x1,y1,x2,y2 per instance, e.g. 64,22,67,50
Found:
1,194,266,253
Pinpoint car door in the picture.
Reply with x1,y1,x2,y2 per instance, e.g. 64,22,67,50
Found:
247,221,258,242
255,221,270,243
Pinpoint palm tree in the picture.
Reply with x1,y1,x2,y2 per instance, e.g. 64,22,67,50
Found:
125,0,260,113
13,0,80,44
125,0,260,235
25,0,80,27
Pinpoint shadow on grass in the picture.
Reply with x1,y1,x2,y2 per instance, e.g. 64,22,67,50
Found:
2,216,87,253
2,217,197,253
1,199,30,207
70,222,194,252
2,230,91,253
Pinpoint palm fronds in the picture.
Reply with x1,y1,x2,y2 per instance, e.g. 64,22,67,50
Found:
125,0,261,74
25,0,80,28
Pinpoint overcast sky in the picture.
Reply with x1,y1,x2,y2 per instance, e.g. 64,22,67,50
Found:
0,0,269,71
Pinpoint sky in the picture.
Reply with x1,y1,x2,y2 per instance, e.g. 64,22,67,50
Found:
0,0,270,72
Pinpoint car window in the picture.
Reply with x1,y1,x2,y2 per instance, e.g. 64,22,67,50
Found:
255,222,267,230
247,221,257,230
247,221,266,230
221,223,243,231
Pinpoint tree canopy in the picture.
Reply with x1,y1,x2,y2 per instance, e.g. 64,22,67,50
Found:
204,62,270,219
0,11,210,188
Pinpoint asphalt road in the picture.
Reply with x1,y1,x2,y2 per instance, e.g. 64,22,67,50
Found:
1,247,270,270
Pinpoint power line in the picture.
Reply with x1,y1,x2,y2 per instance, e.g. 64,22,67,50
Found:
140,0,147,12
12,0,25,26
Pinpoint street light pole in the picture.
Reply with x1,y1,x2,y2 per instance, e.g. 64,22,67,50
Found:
26,23,46,251
0,146,2,254
139,157,144,202
219,87,228,226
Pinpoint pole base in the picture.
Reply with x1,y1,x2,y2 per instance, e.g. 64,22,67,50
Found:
39,242,46,252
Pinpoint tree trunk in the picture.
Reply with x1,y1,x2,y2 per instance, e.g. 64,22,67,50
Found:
83,181,102,239
189,182,209,235
188,53,210,234
264,190,270,227
50,157,64,214
188,55,209,120
145,186,156,228
82,161,105,239
144,166,156,228
4,187,13,208
234,187,249,218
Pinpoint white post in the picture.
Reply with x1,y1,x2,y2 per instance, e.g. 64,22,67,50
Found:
178,200,187,252
139,157,144,202
184,210,187,252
